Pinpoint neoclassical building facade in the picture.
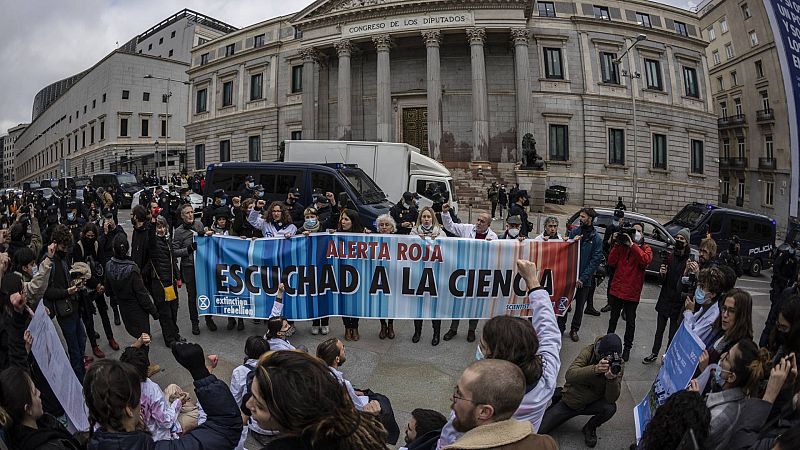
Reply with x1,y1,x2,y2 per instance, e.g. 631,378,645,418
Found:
186,0,719,214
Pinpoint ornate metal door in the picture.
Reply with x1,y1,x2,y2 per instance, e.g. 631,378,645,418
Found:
402,107,429,155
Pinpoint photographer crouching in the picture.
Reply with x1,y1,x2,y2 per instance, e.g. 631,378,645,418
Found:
606,222,653,361
539,333,624,448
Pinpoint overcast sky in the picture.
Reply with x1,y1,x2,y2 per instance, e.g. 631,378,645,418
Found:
0,0,696,134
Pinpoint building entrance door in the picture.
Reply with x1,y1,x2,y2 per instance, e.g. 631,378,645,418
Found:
402,107,429,155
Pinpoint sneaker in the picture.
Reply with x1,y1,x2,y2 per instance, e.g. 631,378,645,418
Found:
643,353,658,364
285,324,297,337
582,423,598,448
622,348,631,362
321,326,330,335
311,326,320,335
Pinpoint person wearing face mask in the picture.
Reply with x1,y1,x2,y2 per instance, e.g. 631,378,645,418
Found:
98,212,126,326
391,191,420,235
760,270,800,348
206,208,231,237
242,175,258,200
303,203,336,335
62,201,85,244
561,208,604,341
687,338,792,450
409,207,444,344
533,217,562,242
682,267,725,343
129,205,151,274
502,215,525,240
171,204,209,335
11,245,54,311
202,189,228,229
147,215,185,346
508,191,532,238
644,228,693,364
606,222,653,361
282,187,305,229
767,296,800,363
694,289,753,377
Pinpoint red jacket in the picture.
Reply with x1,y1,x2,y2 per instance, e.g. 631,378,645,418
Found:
608,242,653,302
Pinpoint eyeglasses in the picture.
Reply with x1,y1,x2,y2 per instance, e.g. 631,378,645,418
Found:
452,386,475,403
720,305,737,315
271,209,283,213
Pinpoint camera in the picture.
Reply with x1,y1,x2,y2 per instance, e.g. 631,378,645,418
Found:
681,272,698,295
608,352,623,375
614,196,626,220
659,249,670,262
616,227,636,244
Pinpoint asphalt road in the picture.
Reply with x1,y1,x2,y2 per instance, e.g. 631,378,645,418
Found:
93,213,776,450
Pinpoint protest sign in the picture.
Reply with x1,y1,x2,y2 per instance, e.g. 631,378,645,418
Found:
195,233,579,319
27,303,90,432
634,321,705,441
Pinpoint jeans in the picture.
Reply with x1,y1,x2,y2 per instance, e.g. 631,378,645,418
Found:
651,311,681,355
491,202,498,218
449,319,478,332
312,317,330,327
538,399,617,434
342,317,359,328
152,279,180,345
606,294,639,350
57,314,87,382
183,265,199,326
558,285,592,333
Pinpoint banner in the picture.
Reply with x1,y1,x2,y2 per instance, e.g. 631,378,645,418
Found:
763,0,800,217
633,321,705,441
194,234,579,320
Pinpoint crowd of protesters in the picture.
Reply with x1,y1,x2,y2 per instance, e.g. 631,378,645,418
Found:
0,175,797,450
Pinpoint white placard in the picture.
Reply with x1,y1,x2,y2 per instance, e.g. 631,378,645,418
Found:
342,12,474,37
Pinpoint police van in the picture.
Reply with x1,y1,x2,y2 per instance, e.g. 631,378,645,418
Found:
665,203,776,275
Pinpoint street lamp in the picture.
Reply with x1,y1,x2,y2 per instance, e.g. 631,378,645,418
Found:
143,74,190,183
614,34,647,212
154,140,160,183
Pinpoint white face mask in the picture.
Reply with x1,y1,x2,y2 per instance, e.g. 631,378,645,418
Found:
507,228,520,238
475,345,484,361
634,231,642,242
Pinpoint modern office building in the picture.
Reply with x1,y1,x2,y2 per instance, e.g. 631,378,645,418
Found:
15,9,237,184
698,0,792,233
4,124,28,187
185,0,718,216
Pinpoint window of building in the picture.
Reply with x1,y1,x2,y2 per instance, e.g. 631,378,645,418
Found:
548,124,569,161
161,119,167,138
171,30,176,38
74,134,78,150
755,60,764,78
652,133,667,169
198,37,209,45
761,90,770,110
644,58,663,90
148,43,153,51
721,18,729,33
254,34,265,47
713,50,721,65
722,176,730,200
158,37,163,45
225,43,235,57
92,99,96,108
674,21,688,36
731,71,738,86
608,128,625,164
122,90,129,100
84,105,87,114
168,49,173,57
222,81,234,107
195,144,205,170
725,43,734,59
750,31,759,46
737,179,745,200
593,5,611,20
734,97,742,115
717,76,724,91
141,119,149,137
291,65,303,93
90,126,95,144
635,12,652,27
120,118,128,137
248,136,261,161
742,3,752,18
91,162,94,172
683,67,699,98
737,138,746,157
290,130,303,140
200,53,209,65
196,89,208,113
764,181,774,206
220,140,231,162
708,27,716,41
543,48,564,79
600,52,619,84
100,159,104,170
82,130,86,148
765,134,774,158
100,121,105,141
143,92,150,102
76,110,79,119
691,140,704,174
250,73,263,100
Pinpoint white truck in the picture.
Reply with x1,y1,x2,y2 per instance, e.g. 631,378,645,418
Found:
283,140,460,215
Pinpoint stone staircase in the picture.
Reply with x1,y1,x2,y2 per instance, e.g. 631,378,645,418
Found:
444,162,519,212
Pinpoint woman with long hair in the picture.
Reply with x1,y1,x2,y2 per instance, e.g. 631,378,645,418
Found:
248,201,296,238
337,209,365,341
769,295,800,361
409,208,443,345
245,350,387,450
696,288,753,373
637,390,710,450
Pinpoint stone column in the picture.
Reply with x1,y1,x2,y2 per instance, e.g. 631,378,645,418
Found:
300,48,319,139
511,28,533,161
373,34,392,142
318,56,330,139
467,28,489,161
335,39,353,140
423,30,442,160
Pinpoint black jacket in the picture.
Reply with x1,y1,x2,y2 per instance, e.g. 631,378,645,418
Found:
11,414,82,450
89,375,242,450
390,201,418,235
98,224,127,266
508,203,531,237
131,224,150,276
407,429,442,450
231,208,263,238
655,248,691,317
43,252,79,319
104,257,157,338
0,309,29,372
148,228,178,285
283,200,305,229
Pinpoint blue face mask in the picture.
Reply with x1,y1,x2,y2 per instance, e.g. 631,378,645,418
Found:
694,287,707,305
713,368,728,388
30,265,38,276
219,198,227,206
305,218,318,228
67,212,75,221
475,345,484,361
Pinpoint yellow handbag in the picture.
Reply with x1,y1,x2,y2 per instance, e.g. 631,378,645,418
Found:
152,248,178,302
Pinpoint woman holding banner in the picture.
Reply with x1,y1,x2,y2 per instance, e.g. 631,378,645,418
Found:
374,213,399,340
248,201,297,238
336,209,366,341
410,208,443,345
303,206,331,336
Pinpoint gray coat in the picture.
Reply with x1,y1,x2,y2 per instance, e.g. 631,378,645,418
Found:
707,388,773,450
172,219,204,270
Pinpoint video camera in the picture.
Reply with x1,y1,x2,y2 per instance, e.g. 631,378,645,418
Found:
608,352,623,375
614,196,626,220
616,226,637,245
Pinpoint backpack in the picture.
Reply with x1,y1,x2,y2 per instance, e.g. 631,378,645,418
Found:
240,363,257,415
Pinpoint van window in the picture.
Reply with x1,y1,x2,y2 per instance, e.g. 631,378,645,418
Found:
708,213,724,234
416,180,450,203
730,217,749,237
642,221,669,243
260,171,300,202
311,172,345,197
750,221,773,241
209,170,249,195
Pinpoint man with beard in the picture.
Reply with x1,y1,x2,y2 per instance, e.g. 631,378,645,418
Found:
401,409,447,450
560,208,604,340
446,359,556,450
172,203,210,335
533,216,563,241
